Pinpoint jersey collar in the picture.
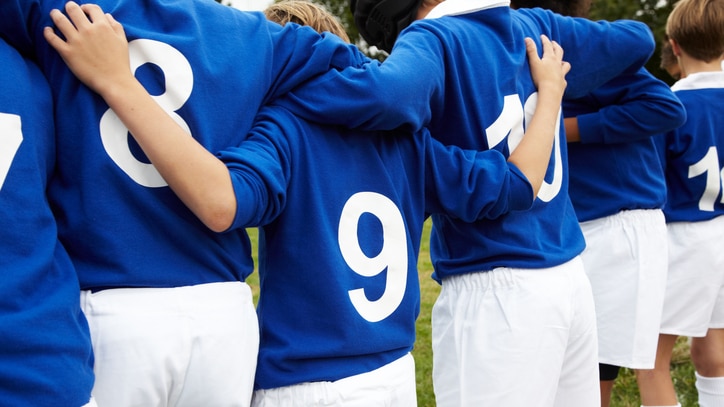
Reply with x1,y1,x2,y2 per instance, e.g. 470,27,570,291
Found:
425,0,510,19
672,71,724,92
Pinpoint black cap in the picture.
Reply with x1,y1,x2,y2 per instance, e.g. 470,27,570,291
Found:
351,0,423,52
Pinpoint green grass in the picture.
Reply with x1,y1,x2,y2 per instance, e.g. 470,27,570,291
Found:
246,221,699,406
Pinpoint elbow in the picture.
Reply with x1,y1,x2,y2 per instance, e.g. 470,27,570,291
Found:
199,202,237,233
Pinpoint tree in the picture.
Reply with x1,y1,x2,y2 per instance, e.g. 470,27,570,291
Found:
222,0,676,82
591,0,677,84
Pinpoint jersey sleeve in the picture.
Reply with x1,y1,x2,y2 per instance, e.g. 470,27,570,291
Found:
423,135,535,220
276,23,446,133
263,23,371,103
0,0,42,56
567,67,687,145
216,107,294,231
526,9,656,99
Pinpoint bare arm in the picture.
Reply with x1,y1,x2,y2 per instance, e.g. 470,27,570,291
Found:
507,35,569,196
44,1,236,232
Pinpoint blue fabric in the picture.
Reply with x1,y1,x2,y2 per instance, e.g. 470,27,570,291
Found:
566,67,686,222
218,105,534,389
278,1,655,279
0,0,367,289
656,72,724,223
0,38,94,407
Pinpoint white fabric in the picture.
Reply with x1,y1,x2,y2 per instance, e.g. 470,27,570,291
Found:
251,353,417,407
660,216,724,337
579,209,668,369
431,256,600,406
81,282,259,407
696,372,724,407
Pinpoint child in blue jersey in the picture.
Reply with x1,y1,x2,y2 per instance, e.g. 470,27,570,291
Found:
44,1,570,405
271,0,659,404
509,0,687,405
638,1,724,406
1,0,369,405
0,37,95,407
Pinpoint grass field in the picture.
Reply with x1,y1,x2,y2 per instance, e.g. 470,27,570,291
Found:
246,220,699,406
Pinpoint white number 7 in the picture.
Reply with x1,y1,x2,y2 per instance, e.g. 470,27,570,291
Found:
0,113,23,191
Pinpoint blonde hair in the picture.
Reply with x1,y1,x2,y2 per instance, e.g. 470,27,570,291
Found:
264,1,350,43
666,0,724,62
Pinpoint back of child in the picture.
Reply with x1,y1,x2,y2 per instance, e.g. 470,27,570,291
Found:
0,37,95,407
231,104,540,405
275,0,659,404
1,0,368,405
511,1,687,405
640,0,724,406
41,1,568,405
243,2,567,404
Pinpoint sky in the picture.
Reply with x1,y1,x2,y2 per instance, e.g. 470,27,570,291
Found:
228,0,273,11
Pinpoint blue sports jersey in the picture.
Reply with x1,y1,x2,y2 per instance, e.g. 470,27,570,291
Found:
0,0,366,290
566,67,686,222
216,105,534,389
656,71,724,223
278,0,655,279
0,38,94,406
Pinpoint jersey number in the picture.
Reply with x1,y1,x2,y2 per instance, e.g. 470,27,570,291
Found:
339,192,408,323
485,93,562,202
688,146,724,211
0,113,23,191
99,39,193,187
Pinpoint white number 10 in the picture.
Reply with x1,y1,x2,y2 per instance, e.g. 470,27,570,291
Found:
688,146,724,211
339,192,408,323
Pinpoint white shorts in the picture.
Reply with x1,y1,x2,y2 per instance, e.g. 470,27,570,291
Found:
81,281,259,407
579,209,668,369
251,353,417,407
660,216,724,337
431,256,600,407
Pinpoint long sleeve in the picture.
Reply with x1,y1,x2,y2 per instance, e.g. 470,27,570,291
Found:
568,68,686,145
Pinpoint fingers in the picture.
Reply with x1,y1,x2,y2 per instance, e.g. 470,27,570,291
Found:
65,2,107,27
524,37,540,61
106,13,126,37
42,25,65,53
539,35,563,62
47,2,112,37
79,3,110,24
47,6,75,40
561,60,572,75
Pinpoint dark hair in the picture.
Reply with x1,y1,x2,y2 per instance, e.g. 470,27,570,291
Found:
350,0,422,52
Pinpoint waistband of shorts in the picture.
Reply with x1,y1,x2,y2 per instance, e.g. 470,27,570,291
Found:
441,256,584,291
580,208,665,229
81,281,253,314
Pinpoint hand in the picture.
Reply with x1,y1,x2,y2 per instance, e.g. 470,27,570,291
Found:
525,34,570,100
44,1,133,97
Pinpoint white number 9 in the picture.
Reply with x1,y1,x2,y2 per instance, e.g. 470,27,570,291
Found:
339,192,408,323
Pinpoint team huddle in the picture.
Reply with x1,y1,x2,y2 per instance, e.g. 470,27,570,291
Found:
1,0,722,406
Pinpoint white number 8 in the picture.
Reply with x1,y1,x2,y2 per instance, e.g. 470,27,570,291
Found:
339,192,408,323
99,39,193,187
